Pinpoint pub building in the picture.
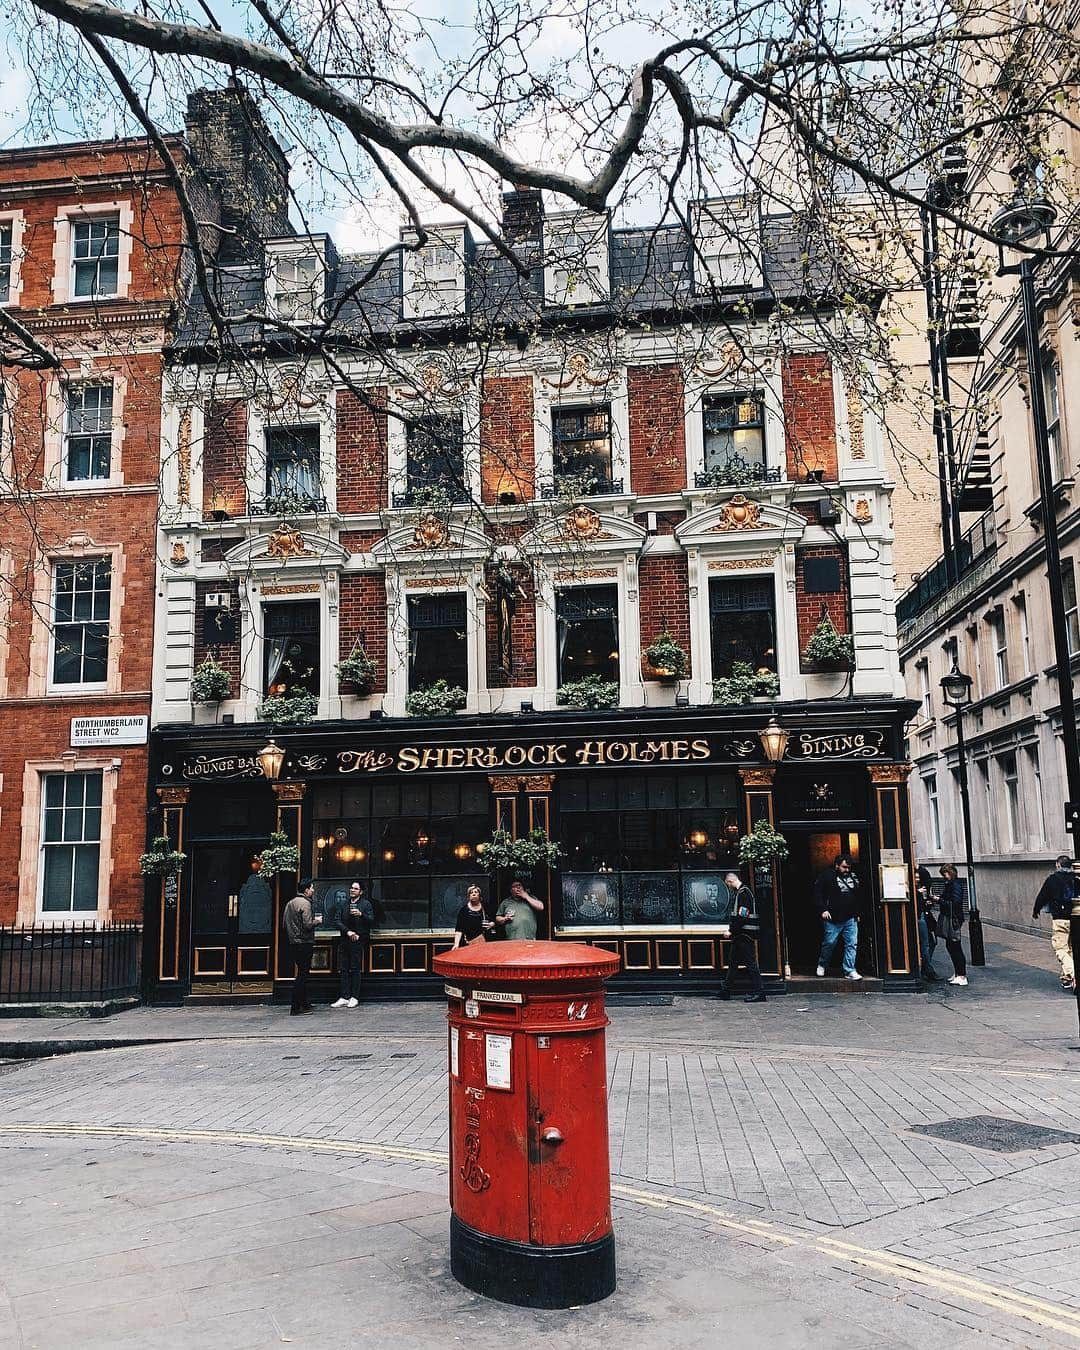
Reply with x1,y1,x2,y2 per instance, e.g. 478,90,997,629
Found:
146,176,922,1000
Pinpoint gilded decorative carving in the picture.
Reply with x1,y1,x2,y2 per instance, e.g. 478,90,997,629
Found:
693,340,746,379
553,567,618,581
265,523,311,559
412,513,451,549
176,408,192,505
261,582,320,596
487,774,555,794
523,774,556,793
541,351,614,390
405,574,469,589
846,384,866,459
272,781,308,802
559,505,607,541
489,775,524,793
708,551,779,571
739,767,776,787
169,541,190,567
399,357,466,402
867,763,913,785
713,494,763,531
853,497,872,523
157,786,191,806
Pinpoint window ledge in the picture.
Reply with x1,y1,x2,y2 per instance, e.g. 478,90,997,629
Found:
1024,477,1074,524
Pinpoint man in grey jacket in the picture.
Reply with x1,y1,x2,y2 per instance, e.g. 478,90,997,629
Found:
283,879,316,1015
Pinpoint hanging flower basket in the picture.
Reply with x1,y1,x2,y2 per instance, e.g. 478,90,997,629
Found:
190,658,232,704
556,675,620,710
738,820,790,870
477,828,562,880
139,836,187,877
405,680,467,718
712,662,780,706
643,632,688,682
258,831,301,876
258,688,320,725
802,614,855,669
336,647,377,696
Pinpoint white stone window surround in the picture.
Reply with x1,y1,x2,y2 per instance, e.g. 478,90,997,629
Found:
386,380,482,506
18,755,120,925
0,209,26,308
51,200,134,305
245,399,337,515
533,368,630,498
400,223,469,321
691,196,764,293
44,370,128,491
28,539,127,699
543,210,611,306
264,236,328,326
534,560,641,711
683,359,785,485
0,547,12,699
384,567,488,715
0,372,14,493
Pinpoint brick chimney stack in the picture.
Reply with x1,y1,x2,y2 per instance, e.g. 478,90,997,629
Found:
501,186,544,248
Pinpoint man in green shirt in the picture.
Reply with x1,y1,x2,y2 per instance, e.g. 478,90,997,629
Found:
494,881,545,940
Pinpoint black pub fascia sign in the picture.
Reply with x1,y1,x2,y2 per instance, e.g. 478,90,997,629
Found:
786,730,887,760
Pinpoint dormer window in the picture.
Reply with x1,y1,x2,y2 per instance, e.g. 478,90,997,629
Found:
544,211,609,306
267,242,325,325
693,197,763,292
401,227,467,319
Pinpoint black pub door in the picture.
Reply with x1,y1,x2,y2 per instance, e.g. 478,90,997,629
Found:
191,844,276,992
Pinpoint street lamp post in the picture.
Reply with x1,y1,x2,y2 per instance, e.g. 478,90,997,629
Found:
992,190,1080,1026
940,661,985,966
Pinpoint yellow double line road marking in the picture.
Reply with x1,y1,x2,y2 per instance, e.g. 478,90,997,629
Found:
3,1122,1078,1341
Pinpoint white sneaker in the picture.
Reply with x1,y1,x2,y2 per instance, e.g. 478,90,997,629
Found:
347,998,359,1009
816,965,826,978
330,997,349,1009
845,970,863,981
947,975,969,986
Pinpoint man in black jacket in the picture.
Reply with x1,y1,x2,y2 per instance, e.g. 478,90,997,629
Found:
1033,855,1077,991
814,854,863,981
331,881,375,1009
719,872,766,1003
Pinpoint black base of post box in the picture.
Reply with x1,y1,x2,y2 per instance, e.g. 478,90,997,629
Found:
450,1213,616,1308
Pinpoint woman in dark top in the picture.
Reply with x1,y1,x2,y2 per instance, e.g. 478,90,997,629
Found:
937,863,968,986
453,884,493,948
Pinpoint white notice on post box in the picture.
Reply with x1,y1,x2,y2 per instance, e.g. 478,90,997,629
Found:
450,1026,459,1078
485,1033,512,1091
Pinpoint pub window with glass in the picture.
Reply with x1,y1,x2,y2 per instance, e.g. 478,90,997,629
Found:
556,584,619,685
558,771,742,928
408,593,468,691
405,412,466,502
265,425,322,510
552,405,614,491
311,779,491,931
709,576,777,677
263,600,320,697
702,391,767,476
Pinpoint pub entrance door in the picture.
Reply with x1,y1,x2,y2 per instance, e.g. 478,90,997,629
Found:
190,843,276,993
780,830,874,976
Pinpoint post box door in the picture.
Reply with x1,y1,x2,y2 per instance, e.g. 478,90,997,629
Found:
527,1032,613,1248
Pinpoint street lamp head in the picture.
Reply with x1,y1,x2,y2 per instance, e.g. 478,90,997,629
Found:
257,740,286,781
758,716,789,763
939,660,973,709
991,192,1057,268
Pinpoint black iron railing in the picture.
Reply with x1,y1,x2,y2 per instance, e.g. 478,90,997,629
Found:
0,922,141,1004
897,511,996,629
539,477,625,499
250,494,329,516
391,487,471,509
694,461,782,489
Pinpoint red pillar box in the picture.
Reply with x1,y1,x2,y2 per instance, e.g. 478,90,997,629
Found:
433,939,620,1308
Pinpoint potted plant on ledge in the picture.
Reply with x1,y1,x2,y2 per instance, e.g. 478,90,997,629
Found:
258,831,301,876
712,662,781,706
738,820,790,871
190,657,231,704
405,679,468,718
643,632,688,682
477,827,563,881
257,687,320,725
139,836,187,877
556,674,620,710
802,612,855,671
336,645,378,697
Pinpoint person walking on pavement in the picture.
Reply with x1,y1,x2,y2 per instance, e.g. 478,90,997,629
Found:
814,853,863,981
916,864,939,981
1032,855,1077,992
283,878,316,1014
331,880,374,1009
494,880,545,940
937,863,969,986
452,884,494,948
719,871,766,1003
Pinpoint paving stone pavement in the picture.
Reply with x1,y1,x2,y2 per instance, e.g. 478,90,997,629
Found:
1,928,1079,1348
